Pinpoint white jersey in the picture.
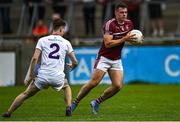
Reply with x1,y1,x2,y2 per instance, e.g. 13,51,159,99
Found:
36,35,73,77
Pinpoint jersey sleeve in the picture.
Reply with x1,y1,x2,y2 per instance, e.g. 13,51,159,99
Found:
103,20,114,35
66,41,73,54
36,38,43,51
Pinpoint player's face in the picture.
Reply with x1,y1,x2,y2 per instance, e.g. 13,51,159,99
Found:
115,7,128,22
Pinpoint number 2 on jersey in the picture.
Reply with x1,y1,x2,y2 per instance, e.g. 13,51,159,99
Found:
48,43,60,59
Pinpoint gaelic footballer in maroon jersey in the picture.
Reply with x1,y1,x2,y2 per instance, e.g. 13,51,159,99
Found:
98,18,134,60
71,2,136,114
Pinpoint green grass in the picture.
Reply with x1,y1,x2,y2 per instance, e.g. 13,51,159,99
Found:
0,84,180,121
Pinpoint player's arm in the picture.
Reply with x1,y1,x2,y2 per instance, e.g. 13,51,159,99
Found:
104,33,136,48
66,52,78,71
24,48,41,86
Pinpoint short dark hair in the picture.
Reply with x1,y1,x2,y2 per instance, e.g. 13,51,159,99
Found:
53,19,66,31
115,2,128,10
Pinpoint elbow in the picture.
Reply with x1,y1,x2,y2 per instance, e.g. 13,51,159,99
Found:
105,43,112,48
104,43,111,48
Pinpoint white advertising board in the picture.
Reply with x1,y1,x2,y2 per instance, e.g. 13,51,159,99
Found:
0,52,15,86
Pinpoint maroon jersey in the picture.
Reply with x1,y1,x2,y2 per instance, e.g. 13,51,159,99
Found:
97,18,134,60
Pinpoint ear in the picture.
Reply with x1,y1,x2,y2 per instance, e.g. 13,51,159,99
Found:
59,27,62,32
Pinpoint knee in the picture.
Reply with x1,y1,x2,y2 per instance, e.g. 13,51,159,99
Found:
114,84,123,91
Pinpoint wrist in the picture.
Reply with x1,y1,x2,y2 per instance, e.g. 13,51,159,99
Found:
120,37,125,43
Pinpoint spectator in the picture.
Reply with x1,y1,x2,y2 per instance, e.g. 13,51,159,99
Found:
33,19,48,41
23,0,46,27
97,0,113,23
47,0,67,19
0,0,12,34
147,0,165,36
122,0,141,29
82,0,96,36
49,13,69,34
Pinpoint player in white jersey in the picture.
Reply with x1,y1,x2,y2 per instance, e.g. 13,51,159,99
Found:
34,60,72,116
2,19,78,118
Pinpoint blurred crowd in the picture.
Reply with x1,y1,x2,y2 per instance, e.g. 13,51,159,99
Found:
0,0,167,39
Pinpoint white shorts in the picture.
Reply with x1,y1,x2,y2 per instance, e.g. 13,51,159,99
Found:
34,74,65,91
94,56,123,72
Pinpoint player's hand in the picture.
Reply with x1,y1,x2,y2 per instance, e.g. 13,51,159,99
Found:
66,63,75,71
24,76,33,86
24,80,29,86
130,35,144,45
123,33,136,42
142,35,145,42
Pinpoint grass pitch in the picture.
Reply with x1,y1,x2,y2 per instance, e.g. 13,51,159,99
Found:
0,84,180,121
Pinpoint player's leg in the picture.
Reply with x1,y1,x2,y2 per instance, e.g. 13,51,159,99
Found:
100,70,123,101
71,69,105,112
90,70,123,114
2,81,40,117
63,86,71,108
62,79,72,116
91,58,124,114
